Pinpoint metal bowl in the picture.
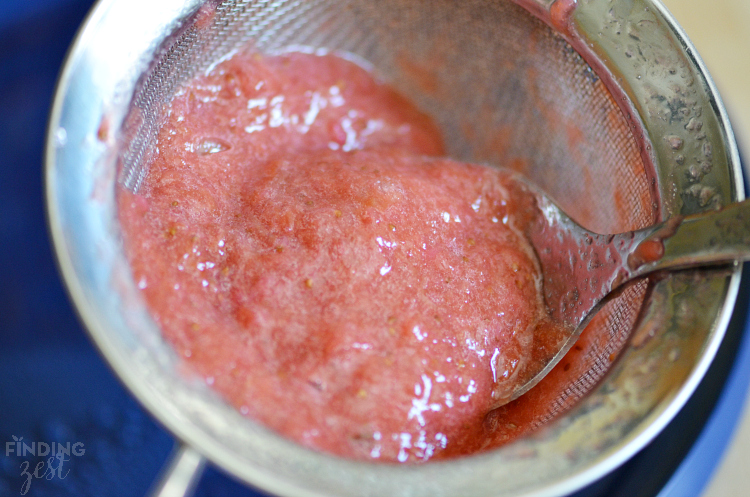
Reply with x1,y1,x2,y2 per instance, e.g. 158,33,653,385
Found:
46,0,743,495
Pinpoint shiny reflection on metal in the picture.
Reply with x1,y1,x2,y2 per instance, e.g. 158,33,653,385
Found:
148,444,206,497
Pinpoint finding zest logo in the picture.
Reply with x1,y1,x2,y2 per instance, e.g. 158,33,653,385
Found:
5,436,86,495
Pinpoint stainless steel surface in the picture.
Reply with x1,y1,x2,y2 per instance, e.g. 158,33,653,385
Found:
658,1,750,495
45,0,743,496
148,444,205,497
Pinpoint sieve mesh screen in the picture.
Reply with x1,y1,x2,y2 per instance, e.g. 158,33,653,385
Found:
117,0,656,447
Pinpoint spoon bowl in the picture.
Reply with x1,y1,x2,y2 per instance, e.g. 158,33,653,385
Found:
502,173,750,406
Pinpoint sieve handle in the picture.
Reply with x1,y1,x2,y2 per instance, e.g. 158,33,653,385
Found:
148,443,206,497
632,199,750,276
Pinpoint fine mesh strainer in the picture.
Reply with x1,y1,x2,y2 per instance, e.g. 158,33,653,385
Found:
46,0,743,496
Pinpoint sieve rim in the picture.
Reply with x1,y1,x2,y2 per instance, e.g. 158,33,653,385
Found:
45,0,743,496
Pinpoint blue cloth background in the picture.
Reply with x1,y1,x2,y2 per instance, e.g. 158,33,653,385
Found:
0,1,747,496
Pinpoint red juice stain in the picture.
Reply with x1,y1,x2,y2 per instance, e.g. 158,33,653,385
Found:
628,238,665,269
550,0,578,37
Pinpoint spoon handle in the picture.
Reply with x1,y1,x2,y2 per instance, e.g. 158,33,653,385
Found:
632,199,750,276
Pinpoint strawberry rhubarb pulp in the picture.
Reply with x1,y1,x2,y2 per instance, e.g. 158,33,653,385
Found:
119,50,562,462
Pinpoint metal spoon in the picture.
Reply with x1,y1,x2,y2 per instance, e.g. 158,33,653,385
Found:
498,173,750,407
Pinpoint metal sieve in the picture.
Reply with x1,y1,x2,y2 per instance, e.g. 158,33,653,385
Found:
46,0,743,496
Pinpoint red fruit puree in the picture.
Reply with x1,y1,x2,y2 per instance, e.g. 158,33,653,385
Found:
119,50,562,462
